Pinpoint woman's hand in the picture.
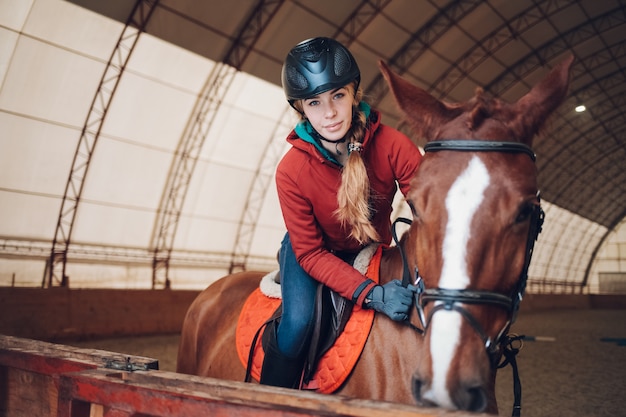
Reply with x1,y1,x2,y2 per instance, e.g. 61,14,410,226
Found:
364,280,415,321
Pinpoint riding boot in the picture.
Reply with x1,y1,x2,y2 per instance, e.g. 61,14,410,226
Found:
259,322,304,389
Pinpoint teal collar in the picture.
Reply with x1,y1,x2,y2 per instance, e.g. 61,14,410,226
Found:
294,102,371,164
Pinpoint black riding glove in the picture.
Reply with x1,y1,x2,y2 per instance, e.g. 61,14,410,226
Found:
363,279,414,321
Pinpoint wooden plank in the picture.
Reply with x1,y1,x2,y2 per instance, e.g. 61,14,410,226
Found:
0,335,158,372
2,335,485,417
1,366,58,417
0,335,158,417
56,369,485,417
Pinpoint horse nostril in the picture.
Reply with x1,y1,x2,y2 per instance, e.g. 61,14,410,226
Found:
411,376,437,408
465,387,488,412
411,376,423,403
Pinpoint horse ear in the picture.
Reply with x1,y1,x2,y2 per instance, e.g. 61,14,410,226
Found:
379,60,460,141
510,54,574,145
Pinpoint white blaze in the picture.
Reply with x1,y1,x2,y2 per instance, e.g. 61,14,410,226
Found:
423,156,490,408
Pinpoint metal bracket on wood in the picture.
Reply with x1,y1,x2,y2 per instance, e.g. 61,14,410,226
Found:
104,356,158,372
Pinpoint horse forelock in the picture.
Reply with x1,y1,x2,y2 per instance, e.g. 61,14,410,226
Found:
464,88,491,131
420,91,517,142
457,89,526,141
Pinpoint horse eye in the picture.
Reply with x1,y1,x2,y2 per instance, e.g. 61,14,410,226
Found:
515,202,534,224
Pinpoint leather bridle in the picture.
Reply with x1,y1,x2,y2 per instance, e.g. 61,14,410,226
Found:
393,140,545,417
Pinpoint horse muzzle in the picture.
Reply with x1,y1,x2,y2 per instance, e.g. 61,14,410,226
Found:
412,373,491,413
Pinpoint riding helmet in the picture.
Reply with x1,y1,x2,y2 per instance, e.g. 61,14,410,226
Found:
281,37,360,105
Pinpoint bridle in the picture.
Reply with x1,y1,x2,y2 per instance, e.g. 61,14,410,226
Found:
393,140,545,417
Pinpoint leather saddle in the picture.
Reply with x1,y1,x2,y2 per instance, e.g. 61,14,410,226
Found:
260,282,353,384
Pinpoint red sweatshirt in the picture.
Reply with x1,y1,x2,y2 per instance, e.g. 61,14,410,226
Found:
275,107,422,306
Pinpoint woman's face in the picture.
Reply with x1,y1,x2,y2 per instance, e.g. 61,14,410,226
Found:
301,86,354,141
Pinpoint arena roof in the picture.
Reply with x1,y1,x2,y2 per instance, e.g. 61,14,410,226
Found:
1,0,625,293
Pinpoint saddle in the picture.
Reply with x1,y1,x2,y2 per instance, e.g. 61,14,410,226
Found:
238,244,380,392
259,282,353,384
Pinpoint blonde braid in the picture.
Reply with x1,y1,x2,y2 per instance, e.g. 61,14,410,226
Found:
334,87,380,244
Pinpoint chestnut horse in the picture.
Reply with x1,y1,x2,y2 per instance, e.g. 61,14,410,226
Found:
177,55,573,413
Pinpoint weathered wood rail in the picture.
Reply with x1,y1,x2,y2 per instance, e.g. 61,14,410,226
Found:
0,335,157,416
0,335,487,417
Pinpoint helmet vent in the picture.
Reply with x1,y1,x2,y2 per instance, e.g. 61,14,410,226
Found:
286,66,308,91
334,48,351,77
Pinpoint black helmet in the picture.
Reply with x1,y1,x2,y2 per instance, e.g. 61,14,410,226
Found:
281,37,360,104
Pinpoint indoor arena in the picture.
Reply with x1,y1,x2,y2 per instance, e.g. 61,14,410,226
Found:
1,1,625,416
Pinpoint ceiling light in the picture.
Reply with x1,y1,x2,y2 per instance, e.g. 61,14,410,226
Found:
575,105,586,113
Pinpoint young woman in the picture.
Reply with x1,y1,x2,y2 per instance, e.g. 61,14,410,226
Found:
261,37,423,388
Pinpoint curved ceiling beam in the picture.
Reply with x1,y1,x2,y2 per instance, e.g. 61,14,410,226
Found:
536,40,626,153
365,0,483,104
467,10,626,231
535,58,626,227
364,3,623,294
484,6,625,96
150,0,285,288
45,0,159,288
430,1,576,99
545,122,625,223
484,9,625,292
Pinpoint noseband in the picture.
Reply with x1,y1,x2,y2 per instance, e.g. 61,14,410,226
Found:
393,140,544,416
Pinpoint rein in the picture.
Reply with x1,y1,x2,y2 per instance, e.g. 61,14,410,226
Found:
392,140,545,417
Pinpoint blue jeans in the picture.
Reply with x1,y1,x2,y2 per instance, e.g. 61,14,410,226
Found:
276,233,318,359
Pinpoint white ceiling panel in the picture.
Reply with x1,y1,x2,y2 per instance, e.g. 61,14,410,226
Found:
0,112,77,193
206,107,281,169
127,35,215,93
184,162,254,221
224,72,290,121
101,71,197,150
174,216,237,253
72,202,156,247
24,0,120,60
0,191,60,239
0,36,103,125
0,29,18,88
80,138,171,207
0,0,33,32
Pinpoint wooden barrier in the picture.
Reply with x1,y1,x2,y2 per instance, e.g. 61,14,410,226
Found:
55,369,487,417
1,335,483,417
0,335,157,417
0,288,199,341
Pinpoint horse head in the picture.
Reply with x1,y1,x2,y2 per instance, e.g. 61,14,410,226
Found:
380,55,573,413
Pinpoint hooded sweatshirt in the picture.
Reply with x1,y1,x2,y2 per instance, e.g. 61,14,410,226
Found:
275,103,422,306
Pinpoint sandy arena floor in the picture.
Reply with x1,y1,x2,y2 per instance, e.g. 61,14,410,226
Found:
72,308,626,417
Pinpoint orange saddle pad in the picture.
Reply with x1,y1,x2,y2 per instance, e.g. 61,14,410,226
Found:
235,245,382,393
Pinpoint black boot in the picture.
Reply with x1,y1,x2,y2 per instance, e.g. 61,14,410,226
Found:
259,322,304,388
